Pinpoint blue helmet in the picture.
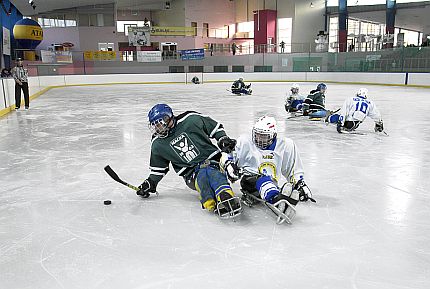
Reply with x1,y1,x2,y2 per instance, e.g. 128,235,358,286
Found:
148,104,174,137
317,83,327,91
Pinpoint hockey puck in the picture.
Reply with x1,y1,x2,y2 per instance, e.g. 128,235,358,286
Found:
104,200,112,205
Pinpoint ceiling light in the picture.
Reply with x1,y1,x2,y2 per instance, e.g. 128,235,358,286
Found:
310,2,314,8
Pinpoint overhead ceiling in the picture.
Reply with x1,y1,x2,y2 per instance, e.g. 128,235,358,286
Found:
11,0,171,16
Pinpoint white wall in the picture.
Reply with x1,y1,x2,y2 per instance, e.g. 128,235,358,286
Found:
3,72,429,111
152,0,186,27
185,0,235,36
292,0,326,45
38,27,81,51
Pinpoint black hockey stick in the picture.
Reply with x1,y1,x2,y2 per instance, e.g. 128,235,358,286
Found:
104,165,139,191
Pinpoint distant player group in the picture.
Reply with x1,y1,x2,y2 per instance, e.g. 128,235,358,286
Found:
128,79,385,225
285,82,384,133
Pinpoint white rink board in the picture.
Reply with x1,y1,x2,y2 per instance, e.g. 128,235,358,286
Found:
408,73,430,86
2,72,429,110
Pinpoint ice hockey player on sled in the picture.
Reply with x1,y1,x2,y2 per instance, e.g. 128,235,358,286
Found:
285,83,305,113
302,83,329,119
231,77,252,95
136,104,242,219
325,88,384,133
191,76,200,84
219,116,315,224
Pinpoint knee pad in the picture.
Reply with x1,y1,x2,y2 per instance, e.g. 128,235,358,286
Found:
256,175,279,202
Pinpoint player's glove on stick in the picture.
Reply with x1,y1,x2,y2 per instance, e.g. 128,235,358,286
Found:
217,136,237,153
374,121,384,132
137,178,157,198
224,160,241,182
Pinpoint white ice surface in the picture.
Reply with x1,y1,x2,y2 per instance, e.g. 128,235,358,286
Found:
1,82,430,289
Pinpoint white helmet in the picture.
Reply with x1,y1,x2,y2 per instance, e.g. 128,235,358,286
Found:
252,116,277,149
291,83,300,94
357,88,368,98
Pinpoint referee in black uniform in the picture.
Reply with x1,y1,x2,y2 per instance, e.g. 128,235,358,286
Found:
11,58,29,110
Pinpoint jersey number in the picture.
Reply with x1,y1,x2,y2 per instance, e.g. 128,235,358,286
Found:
355,101,368,114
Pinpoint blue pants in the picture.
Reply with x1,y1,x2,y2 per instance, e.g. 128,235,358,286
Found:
309,110,327,118
327,114,340,123
194,166,233,210
291,100,303,111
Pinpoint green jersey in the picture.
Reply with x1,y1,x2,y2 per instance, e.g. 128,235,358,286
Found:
148,111,227,186
303,90,325,111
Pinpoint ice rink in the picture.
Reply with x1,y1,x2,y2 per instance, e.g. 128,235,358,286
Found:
1,81,430,289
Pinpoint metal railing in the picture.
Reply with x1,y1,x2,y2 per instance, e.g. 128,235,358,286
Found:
9,45,430,76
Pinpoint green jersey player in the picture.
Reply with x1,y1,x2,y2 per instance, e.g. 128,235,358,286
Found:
136,104,242,218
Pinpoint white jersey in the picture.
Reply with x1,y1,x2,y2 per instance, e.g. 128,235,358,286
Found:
285,91,305,104
339,96,382,124
232,134,305,185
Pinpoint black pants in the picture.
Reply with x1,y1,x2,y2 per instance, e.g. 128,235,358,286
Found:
15,82,29,108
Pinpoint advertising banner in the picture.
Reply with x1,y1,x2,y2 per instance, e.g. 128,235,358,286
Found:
180,48,205,60
2,27,10,55
137,51,162,62
150,26,195,36
128,27,151,46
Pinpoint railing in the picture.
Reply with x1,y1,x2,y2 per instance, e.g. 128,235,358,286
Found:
9,45,430,77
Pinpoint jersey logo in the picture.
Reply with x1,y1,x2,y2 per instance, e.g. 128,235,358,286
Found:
170,133,200,163
262,152,275,160
258,162,278,182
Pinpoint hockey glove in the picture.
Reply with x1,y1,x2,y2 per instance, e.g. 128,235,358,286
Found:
224,160,241,182
294,179,316,203
217,136,237,153
374,121,384,132
336,121,343,133
137,178,157,198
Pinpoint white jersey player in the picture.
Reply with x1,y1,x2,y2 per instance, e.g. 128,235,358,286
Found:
285,83,305,112
326,88,384,133
220,116,314,222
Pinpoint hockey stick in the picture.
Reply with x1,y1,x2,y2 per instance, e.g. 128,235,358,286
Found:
104,165,139,191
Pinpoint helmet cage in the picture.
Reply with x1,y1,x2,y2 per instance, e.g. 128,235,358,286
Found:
149,115,172,138
253,128,277,149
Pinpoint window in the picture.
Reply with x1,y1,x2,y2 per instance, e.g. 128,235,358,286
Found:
327,0,425,6
237,21,254,38
328,16,338,52
214,66,228,72
232,65,244,72
277,18,292,53
191,22,197,36
203,23,209,38
38,16,77,28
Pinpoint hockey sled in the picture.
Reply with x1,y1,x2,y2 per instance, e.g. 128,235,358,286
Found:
241,190,295,225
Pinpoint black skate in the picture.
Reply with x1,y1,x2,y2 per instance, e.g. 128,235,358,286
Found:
215,191,242,219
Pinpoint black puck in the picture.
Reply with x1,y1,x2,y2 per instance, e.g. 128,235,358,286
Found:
104,200,112,205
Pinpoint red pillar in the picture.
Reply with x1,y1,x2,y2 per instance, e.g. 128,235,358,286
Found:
254,9,277,53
